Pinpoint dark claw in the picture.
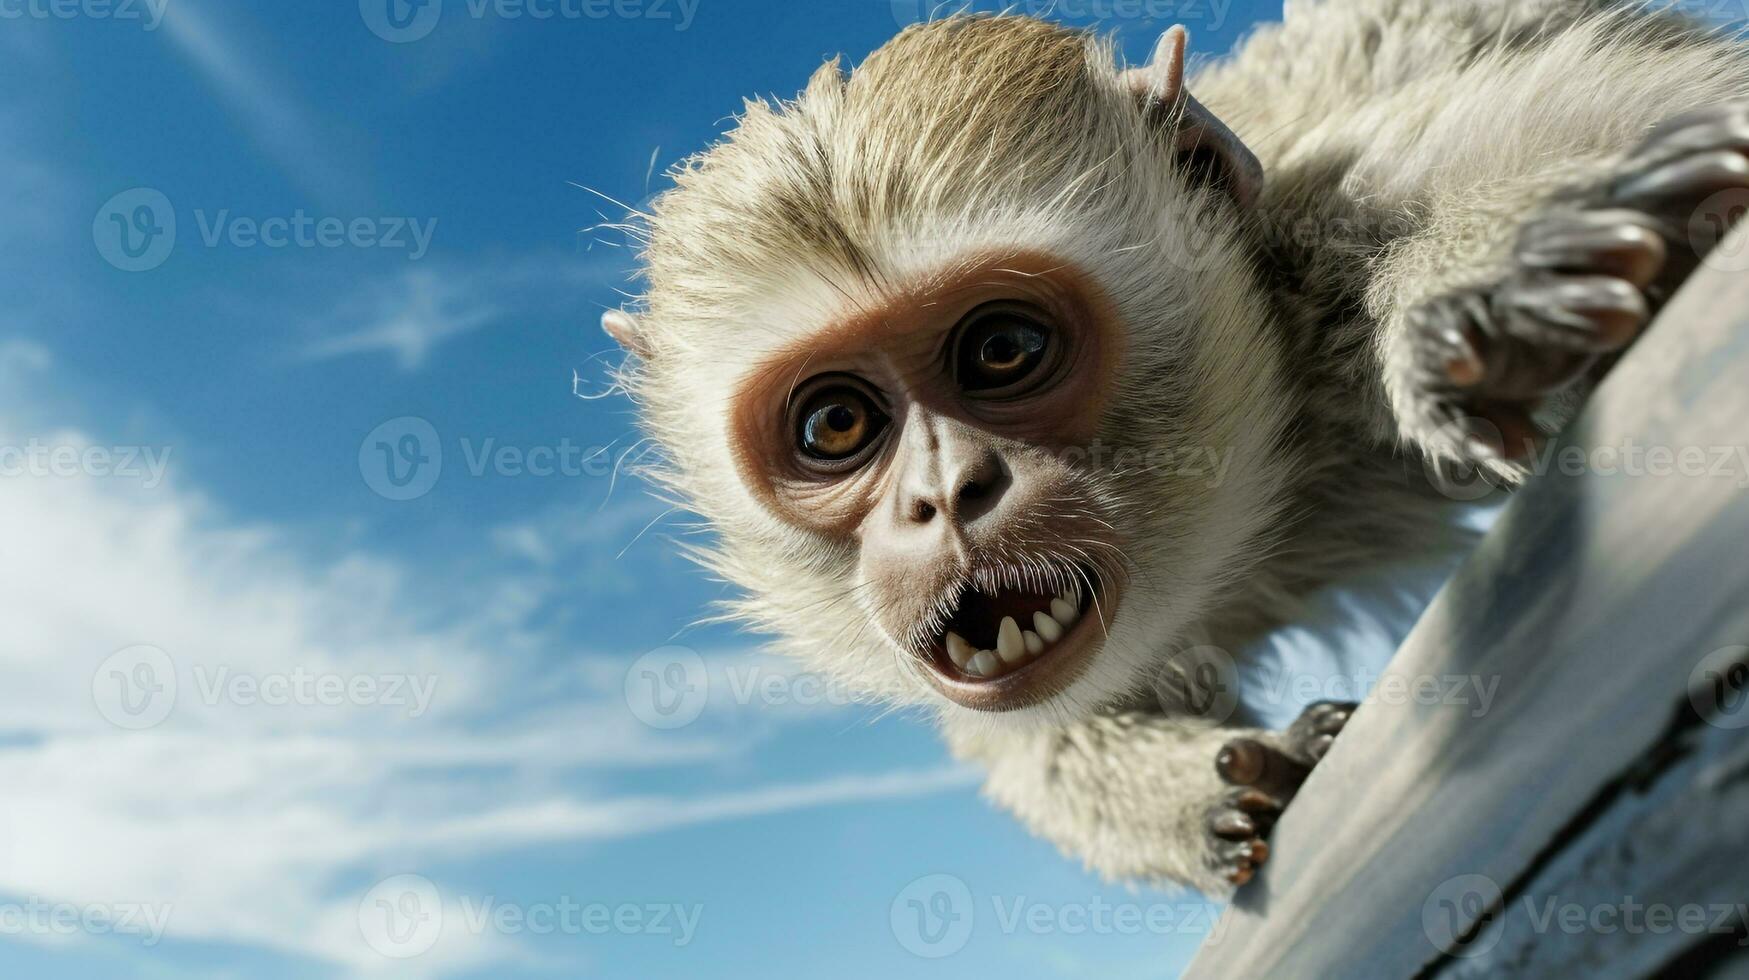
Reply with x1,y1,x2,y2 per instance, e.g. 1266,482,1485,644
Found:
1211,811,1256,841
1231,787,1283,814
1222,839,1269,866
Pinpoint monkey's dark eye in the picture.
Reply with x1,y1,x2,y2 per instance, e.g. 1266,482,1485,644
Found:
954,304,1052,394
794,380,889,466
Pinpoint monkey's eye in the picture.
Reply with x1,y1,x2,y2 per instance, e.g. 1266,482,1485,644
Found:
793,379,889,468
954,303,1053,394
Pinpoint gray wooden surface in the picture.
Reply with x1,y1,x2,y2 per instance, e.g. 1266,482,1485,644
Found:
1184,235,1749,979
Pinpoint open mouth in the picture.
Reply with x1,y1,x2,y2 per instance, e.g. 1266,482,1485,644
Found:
922,567,1114,711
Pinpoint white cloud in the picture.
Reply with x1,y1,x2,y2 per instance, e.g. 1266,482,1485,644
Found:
0,346,967,976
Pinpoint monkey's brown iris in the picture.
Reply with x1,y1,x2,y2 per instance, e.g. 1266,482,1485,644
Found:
797,384,887,463
956,304,1051,392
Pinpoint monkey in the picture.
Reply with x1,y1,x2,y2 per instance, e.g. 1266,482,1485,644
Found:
597,1,1749,897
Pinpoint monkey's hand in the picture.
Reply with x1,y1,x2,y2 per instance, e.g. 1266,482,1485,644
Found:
956,701,1356,898
1204,700,1354,887
1399,102,1749,468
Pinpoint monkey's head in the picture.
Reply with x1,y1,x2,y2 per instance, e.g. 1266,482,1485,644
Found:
608,16,1296,730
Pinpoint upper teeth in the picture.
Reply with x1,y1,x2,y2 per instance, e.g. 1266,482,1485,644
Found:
948,583,1083,680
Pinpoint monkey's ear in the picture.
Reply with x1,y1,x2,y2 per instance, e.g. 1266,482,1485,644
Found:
602,309,653,359
1121,26,1264,209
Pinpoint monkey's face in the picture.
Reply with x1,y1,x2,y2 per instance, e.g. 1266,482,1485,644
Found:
616,15,1297,727
726,254,1132,713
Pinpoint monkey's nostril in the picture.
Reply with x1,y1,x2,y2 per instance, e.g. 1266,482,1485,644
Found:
959,478,988,502
911,499,937,523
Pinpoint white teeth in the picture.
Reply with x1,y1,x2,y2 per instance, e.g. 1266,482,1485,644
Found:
945,584,1094,681
968,651,1001,678
1033,610,1063,643
996,617,1025,664
945,631,977,670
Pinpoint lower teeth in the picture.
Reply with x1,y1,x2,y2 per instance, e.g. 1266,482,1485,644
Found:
944,585,1082,679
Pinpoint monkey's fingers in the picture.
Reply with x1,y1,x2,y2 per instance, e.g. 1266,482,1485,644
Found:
1286,700,1357,763
1205,786,1283,887
1513,210,1667,288
1216,737,1311,800
1492,273,1649,354
1607,102,1749,286
1220,840,1270,886
1614,102,1749,192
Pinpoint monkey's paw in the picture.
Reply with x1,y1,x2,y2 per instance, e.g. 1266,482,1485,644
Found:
1402,101,1749,465
1204,701,1355,887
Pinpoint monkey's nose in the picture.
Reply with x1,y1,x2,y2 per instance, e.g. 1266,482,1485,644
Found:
906,449,1009,527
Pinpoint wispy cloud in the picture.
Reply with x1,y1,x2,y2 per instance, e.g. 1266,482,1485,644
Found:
158,1,364,207
298,252,631,370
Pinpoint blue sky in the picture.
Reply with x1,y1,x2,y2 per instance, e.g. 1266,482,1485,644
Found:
0,1,1464,977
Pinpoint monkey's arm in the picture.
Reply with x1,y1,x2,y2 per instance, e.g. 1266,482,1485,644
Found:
946,704,1351,898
